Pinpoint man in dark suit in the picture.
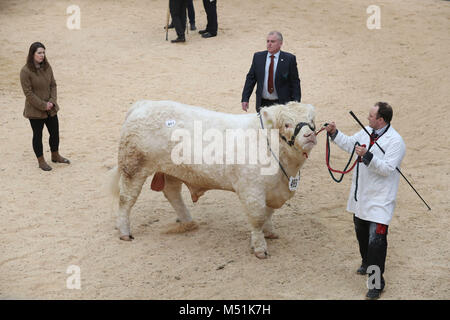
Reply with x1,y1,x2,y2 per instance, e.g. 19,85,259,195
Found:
241,31,301,113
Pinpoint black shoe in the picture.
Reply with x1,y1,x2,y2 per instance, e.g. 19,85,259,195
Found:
356,263,368,275
366,288,383,300
190,23,196,31
201,32,216,38
199,29,208,34
366,275,385,299
171,37,185,43
164,22,174,30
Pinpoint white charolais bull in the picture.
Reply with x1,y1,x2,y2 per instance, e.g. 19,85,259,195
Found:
109,101,317,259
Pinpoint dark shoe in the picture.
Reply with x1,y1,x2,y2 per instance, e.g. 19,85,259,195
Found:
201,32,216,38
51,156,70,164
171,37,185,43
356,263,368,275
366,275,385,299
198,29,208,34
51,151,70,164
366,288,383,300
190,23,196,31
37,156,52,171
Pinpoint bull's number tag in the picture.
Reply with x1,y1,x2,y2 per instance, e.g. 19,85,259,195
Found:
289,175,300,191
165,119,176,128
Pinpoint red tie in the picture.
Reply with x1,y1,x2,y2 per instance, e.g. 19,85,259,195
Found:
268,55,274,94
369,131,378,148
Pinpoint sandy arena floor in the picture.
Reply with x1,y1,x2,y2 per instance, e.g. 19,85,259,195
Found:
0,0,449,299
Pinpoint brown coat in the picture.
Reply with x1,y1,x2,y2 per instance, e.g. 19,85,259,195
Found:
20,64,59,119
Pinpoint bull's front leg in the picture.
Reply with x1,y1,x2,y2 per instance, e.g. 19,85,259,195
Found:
237,191,271,259
263,207,279,239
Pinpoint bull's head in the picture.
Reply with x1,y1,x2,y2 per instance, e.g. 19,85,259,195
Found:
261,102,317,156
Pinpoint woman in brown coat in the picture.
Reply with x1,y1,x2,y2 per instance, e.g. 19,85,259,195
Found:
20,42,69,171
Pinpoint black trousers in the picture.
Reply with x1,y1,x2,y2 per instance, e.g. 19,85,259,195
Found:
256,99,279,113
174,0,195,25
187,0,195,24
202,0,217,35
170,0,188,38
353,215,388,275
29,114,60,158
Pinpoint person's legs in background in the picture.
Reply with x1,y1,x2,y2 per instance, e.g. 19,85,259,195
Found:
187,0,196,30
200,0,217,38
45,114,70,164
29,118,52,171
170,0,188,42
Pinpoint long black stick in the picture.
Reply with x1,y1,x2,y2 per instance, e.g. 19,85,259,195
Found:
349,111,431,211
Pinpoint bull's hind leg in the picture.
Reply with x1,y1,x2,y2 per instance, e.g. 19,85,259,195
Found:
117,172,147,241
162,175,198,233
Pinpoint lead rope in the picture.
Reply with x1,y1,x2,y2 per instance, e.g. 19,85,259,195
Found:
315,124,363,201
326,133,364,201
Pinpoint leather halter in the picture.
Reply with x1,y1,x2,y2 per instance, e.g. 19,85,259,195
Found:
281,122,316,147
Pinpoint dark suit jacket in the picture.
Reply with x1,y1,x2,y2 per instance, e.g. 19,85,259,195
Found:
241,50,301,110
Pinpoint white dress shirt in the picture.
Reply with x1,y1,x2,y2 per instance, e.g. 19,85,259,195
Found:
373,124,388,136
262,51,280,100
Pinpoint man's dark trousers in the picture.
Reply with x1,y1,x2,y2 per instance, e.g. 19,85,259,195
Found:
203,0,217,35
170,0,188,38
353,215,388,278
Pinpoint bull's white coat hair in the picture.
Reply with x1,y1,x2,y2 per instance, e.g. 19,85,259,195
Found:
109,100,317,259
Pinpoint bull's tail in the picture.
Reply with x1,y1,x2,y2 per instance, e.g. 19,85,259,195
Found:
107,165,120,200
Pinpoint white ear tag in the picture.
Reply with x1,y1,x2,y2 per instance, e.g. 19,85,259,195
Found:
289,174,300,191
165,119,176,128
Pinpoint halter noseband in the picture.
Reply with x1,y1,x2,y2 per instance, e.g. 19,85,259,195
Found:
281,122,316,147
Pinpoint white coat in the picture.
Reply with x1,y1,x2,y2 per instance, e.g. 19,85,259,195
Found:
333,125,406,225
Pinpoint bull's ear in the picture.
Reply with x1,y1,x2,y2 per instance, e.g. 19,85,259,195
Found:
261,109,275,129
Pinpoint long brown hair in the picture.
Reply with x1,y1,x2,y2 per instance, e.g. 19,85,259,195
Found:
26,42,49,72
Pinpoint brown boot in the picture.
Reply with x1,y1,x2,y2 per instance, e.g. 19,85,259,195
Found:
37,156,52,171
51,151,70,164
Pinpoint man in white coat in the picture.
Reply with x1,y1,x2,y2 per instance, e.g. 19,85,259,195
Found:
326,102,406,299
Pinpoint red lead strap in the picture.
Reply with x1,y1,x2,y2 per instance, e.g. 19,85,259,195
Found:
325,142,366,174
315,123,365,176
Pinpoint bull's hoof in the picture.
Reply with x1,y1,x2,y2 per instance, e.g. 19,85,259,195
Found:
120,235,134,241
254,250,268,259
264,232,279,239
163,221,199,234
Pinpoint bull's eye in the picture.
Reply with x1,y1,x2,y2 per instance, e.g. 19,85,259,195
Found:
285,124,289,128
